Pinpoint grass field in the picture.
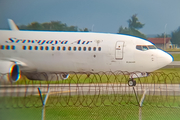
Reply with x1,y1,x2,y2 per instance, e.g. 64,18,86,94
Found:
166,49,180,52
1,105,180,120
154,68,180,76
1,95,180,120
1,67,180,119
171,54,180,61
14,68,180,85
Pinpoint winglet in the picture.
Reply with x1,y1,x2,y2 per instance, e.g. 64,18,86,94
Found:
8,19,19,31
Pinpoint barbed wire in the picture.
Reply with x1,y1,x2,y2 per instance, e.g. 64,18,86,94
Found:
0,71,180,109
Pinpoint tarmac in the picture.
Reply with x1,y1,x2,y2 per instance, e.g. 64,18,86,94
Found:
164,61,180,68
1,83,180,96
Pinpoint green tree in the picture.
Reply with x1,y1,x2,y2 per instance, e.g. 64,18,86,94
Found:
118,14,146,39
171,27,180,45
79,28,90,32
18,25,27,30
127,14,145,29
118,26,131,34
67,26,78,31
27,22,42,30
118,26,126,33
18,21,79,31
49,21,66,31
41,22,51,30
156,33,170,38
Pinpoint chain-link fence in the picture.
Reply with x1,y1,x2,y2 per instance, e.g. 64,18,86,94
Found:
1,71,180,120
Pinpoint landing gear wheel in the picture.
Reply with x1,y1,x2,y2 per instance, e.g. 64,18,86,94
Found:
128,79,136,86
133,80,136,86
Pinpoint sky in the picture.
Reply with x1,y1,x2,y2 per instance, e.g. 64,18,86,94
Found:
0,0,180,35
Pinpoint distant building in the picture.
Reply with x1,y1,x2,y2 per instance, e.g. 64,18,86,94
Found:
148,38,172,49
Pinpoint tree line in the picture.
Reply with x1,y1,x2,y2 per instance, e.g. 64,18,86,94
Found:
18,21,90,32
18,14,180,46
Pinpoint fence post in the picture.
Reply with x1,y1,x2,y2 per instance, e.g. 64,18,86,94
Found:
139,89,148,120
37,86,50,120
132,87,140,106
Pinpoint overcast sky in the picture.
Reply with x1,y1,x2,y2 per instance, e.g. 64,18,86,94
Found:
0,0,180,35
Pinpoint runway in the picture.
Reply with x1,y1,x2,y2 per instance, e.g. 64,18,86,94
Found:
164,61,180,68
1,83,180,97
163,52,180,68
168,51,180,54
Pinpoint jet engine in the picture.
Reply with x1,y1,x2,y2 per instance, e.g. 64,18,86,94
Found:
23,72,69,81
0,60,21,83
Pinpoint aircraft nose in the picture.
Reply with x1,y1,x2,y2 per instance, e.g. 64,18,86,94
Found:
157,50,173,68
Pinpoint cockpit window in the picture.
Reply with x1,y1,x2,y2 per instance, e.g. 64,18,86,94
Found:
136,45,157,51
136,45,142,50
142,46,148,50
148,45,156,49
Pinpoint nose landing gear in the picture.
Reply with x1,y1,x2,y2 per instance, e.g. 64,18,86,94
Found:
128,78,136,86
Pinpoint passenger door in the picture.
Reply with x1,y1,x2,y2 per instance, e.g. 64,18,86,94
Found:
115,41,124,60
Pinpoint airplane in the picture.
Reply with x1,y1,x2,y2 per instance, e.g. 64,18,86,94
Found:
0,19,173,86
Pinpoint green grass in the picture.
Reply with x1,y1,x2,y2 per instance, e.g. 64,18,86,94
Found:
156,68,180,74
2,68,180,119
137,68,180,84
171,54,180,61
165,48,180,52
13,68,180,85
2,105,180,120
1,95,180,120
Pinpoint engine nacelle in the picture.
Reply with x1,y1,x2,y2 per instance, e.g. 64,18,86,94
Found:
0,60,21,83
24,72,69,81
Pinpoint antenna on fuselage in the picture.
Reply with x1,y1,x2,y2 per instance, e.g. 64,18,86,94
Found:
8,19,19,31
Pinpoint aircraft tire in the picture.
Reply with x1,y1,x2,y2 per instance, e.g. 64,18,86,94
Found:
128,79,136,86
133,80,136,86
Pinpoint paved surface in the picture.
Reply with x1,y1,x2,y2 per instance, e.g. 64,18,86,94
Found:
165,52,180,68
168,61,180,65
0,84,180,96
168,52,180,54
164,61,180,68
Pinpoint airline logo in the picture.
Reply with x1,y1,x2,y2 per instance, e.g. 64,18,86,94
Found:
6,38,93,45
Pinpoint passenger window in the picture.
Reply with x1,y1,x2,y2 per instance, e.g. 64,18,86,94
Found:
93,47,96,51
68,47,71,51
22,46,26,50
78,47,81,51
98,47,101,51
45,46,49,50
1,45,4,50
28,46,32,50
88,47,91,51
11,45,15,50
136,45,142,50
34,46,38,50
73,47,76,51
6,45,10,50
63,46,66,51
40,46,44,50
57,46,60,50
142,46,148,51
51,46,55,50
83,47,86,51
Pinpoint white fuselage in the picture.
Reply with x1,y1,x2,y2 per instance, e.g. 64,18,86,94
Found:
0,30,173,73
